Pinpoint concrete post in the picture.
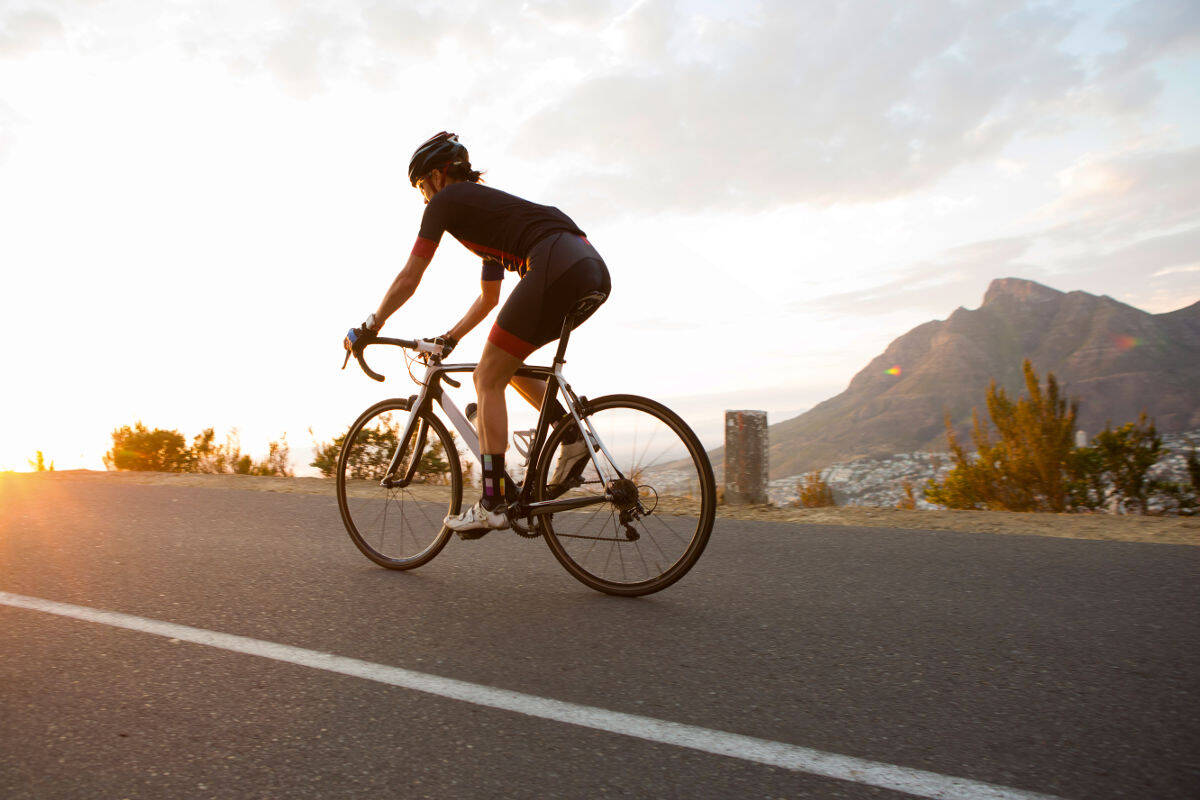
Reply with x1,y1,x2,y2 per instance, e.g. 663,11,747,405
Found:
725,410,768,505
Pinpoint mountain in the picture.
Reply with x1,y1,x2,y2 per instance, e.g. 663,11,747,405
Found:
740,278,1200,479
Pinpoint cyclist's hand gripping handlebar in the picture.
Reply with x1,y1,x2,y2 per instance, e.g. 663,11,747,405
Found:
341,330,457,384
342,326,385,381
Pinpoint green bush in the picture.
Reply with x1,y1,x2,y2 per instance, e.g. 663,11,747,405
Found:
104,422,292,476
311,423,455,484
925,362,1197,514
104,423,194,472
925,360,1075,511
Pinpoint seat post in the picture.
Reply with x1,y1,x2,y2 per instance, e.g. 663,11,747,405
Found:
552,313,576,366
553,291,607,367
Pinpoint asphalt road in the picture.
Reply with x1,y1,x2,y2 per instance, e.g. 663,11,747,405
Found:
1,479,1198,799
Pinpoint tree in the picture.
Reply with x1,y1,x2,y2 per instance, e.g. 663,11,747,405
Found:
925,360,1077,511
27,451,54,472
191,428,240,474
1065,445,1106,511
105,423,292,476
250,435,293,477
896,479,917,510
1090,414,1164,514
796,471,835,507
1169,448,1200,515
104,422,195,472
924,408,1006,510
311,423,454,484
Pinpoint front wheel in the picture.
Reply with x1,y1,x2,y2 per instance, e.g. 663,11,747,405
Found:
533,394,716,596
336,398,462,569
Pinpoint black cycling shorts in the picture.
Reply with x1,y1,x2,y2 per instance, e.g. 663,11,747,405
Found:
489,232,611,360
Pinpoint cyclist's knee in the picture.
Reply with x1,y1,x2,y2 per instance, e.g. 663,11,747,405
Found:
474,355,512,394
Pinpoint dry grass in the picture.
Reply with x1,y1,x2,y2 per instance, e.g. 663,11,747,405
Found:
4,469,1197,546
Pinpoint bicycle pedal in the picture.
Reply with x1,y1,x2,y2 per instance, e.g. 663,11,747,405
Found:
455,528,491,541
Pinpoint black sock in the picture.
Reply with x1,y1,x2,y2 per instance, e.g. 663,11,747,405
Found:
480,453,506,511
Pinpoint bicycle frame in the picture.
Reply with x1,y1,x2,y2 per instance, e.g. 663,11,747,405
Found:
372,333,624,520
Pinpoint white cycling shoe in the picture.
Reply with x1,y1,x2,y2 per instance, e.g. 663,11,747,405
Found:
550,438,591,488
444,499,510,538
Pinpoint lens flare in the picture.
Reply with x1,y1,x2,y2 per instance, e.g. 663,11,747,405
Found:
885,365,902,376
1113,334,1140,351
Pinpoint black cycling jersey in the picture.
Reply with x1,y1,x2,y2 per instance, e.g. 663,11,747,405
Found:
412,182,586,280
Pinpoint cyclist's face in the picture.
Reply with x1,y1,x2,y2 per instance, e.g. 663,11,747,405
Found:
416,170,443,204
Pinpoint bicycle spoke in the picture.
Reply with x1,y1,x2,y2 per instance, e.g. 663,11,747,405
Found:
537,396,714,595
337,402,460,570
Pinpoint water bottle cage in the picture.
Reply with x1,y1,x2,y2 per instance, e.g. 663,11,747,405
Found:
512,429,536,462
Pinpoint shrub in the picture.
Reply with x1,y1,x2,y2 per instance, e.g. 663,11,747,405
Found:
796,471,835,507
28,451,54,472
925,360,1076,511
311,424,455,484
104,423,292,476
1088,414,1163,514
104,423,194,472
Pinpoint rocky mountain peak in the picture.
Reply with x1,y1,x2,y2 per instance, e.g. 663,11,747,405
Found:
981,277,1064,307
737,279,1200,479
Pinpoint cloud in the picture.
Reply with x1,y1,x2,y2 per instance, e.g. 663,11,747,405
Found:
802,237,1042,317
1153,264,1200,278
804,145,1200,317
259,11,361,99
509,0,1200,216
515,0,1100,213
1103,0,1200,67
0,9,64,58
1045,145,1200,240
1062,226,1200,283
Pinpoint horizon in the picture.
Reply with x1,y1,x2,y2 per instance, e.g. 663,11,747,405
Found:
2,1,1198,473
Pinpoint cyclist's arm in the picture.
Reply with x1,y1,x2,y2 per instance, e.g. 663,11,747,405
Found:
373,253,432,330
446,278,502,342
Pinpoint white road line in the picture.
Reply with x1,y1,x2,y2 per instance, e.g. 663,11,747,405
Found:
1,591,1065,800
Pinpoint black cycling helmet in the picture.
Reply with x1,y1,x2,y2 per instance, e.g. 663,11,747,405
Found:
409,131,468,186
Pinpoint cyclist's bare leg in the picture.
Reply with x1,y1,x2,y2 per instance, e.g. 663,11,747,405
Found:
474,342,524,455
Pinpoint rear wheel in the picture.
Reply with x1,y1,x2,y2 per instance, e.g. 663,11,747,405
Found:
336,398,462,569
533,394,716,596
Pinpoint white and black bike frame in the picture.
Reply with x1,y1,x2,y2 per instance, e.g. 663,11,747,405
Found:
350,292,624,518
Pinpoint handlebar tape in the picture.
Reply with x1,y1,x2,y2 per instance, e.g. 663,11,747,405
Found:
355,350,385,382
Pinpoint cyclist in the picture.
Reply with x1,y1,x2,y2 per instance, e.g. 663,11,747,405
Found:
347,132,610,535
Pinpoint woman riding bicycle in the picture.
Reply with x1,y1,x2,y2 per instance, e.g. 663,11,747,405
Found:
348,131,611,535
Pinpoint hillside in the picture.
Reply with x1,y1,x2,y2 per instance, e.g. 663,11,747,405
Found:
730,278,1200,478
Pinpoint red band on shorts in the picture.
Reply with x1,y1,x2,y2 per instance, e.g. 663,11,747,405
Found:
488,323,537,360
411,236,438,259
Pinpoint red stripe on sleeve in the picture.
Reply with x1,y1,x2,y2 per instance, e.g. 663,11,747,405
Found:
411,236,439,260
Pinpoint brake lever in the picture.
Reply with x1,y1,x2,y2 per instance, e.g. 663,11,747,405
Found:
341,349,352,370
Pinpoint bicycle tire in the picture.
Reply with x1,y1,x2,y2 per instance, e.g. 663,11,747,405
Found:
533,394,716,596
336,398,462,569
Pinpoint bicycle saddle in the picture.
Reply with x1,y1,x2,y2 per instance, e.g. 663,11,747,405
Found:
569,291,608,320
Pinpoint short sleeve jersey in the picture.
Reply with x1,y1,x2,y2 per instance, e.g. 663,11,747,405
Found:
412,183,586,280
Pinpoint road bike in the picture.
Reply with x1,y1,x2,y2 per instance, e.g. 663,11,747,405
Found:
337,292,716,596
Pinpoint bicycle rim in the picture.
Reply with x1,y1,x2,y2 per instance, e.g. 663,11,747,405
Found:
336,399,462,569
535,394,716,595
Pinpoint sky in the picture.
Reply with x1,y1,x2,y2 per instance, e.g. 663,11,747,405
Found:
1,0,1198,474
